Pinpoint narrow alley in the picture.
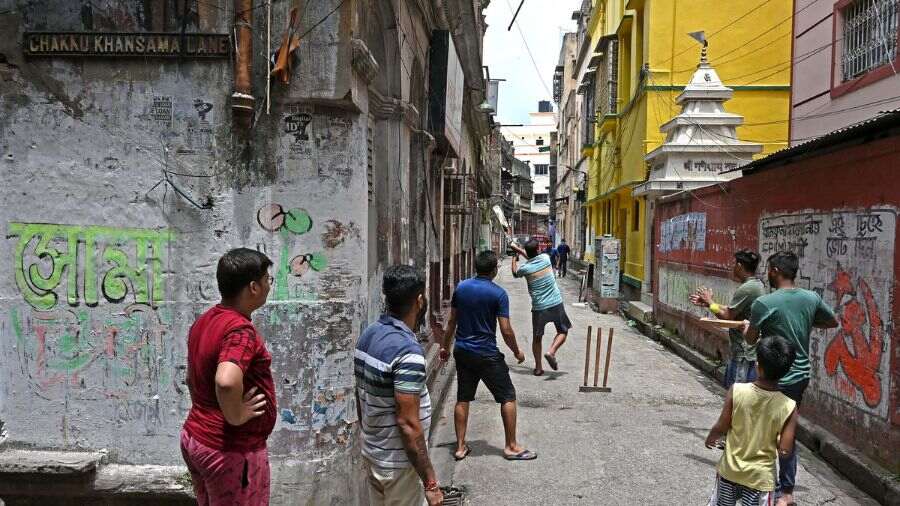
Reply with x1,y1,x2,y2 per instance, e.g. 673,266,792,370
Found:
430,266,879,505
1,0,899,504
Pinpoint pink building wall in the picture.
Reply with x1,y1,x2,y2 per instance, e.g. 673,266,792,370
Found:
790,0,900,143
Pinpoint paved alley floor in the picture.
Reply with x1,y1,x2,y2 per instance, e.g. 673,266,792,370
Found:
430,265,878,505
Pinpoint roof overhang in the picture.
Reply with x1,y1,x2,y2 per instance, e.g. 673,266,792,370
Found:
633,179,724,197
659,114,744,133
644,143,763,161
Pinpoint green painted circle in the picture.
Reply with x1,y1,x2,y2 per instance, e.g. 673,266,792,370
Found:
283,209,312,234
308,252,328,272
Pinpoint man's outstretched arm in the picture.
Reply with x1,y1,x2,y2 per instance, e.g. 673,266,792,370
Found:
498,317,525,363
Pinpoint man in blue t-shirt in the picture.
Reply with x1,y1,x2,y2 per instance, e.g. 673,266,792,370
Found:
438,250,536,462
556,239,571,278
544,244,559,275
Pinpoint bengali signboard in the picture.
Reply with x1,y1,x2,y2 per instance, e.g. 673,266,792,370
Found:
428,30,463,157
758,209,895,420
24,32,231,58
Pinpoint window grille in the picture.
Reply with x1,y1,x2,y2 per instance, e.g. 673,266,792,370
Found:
841,0,899,82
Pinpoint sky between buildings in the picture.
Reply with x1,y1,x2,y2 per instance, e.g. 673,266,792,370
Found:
483,0,583,126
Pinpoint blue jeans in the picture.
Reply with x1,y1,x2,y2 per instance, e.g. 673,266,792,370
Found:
777,379,809,494
723,358,757,388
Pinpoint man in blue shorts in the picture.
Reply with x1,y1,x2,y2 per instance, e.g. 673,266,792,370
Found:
439,251,536,462
510,239,571,376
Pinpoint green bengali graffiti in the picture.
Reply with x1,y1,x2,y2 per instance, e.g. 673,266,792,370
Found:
7,222,174,310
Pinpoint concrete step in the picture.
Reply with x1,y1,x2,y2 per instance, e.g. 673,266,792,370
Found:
0,449,193,505
625,300,653,324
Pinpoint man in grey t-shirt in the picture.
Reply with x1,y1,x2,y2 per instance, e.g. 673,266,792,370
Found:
690,249,766,387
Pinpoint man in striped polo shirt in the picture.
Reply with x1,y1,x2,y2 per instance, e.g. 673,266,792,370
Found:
354,265,442,506
510,239,572,376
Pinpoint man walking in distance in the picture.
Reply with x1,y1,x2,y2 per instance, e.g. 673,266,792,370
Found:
354,265,443,506
743,251,838,506
438,251,537,462
556,239,571,278
510,239,571,375
690,249,765,387
181,248,277,505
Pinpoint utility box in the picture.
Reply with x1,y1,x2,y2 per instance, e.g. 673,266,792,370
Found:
593,235,620,312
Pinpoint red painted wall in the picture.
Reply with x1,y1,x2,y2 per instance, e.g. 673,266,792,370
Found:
653,135,900,470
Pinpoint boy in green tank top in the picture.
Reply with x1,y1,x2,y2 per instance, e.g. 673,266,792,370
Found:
705,336,799,506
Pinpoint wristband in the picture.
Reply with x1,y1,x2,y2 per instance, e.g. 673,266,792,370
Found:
423,478,439,492
709,303,721,314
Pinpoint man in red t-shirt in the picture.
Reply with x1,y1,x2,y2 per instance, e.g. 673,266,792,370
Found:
181,248,277,505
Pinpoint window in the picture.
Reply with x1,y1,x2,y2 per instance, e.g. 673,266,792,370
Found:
534,193,549,204
534,164,549,176
632,200,641,231
582,75,596,147
840,0,899,82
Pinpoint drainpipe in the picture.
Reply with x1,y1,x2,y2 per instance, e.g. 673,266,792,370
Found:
232,0,254,130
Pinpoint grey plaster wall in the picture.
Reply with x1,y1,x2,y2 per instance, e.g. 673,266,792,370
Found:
0,0,372,502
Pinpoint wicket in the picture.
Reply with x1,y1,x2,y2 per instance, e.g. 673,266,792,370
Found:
579,326,614,393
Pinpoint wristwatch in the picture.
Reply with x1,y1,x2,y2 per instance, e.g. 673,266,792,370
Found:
423,478,440,492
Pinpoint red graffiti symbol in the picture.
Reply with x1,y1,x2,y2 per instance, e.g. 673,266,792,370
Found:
34,325,47,376
824,270,883,408
106,328,119,358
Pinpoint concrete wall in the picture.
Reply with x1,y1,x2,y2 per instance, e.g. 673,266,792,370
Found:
652,133,900,471
791,0,900,142
0,0,477,503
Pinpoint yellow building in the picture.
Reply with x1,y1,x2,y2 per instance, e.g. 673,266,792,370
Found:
583,0,792,297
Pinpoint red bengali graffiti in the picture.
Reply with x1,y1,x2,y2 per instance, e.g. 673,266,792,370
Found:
824,270,883,408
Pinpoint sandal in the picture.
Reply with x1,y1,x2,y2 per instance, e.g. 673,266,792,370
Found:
544,353,559,371
453,445,471,461
533,369,544,376
504,449,537,461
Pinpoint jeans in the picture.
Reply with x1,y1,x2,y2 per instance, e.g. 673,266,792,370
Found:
777,379,809,494
723,358,757,388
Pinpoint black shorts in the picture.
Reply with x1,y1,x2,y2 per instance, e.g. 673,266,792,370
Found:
531,303,571,338
779,379,809,405
454,348,516,403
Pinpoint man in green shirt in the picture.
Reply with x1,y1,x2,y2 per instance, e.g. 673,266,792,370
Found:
744,251,838,506
690,249,765,388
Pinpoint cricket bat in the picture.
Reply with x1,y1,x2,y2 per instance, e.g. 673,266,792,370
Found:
700,317,745,329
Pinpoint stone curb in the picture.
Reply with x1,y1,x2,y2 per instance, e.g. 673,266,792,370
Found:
632,319,900,506
0,454,194,504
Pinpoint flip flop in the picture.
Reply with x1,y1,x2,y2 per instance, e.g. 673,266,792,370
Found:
504,449,537,461
533,369,544,376
453,445,471,461
544,353,559,371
